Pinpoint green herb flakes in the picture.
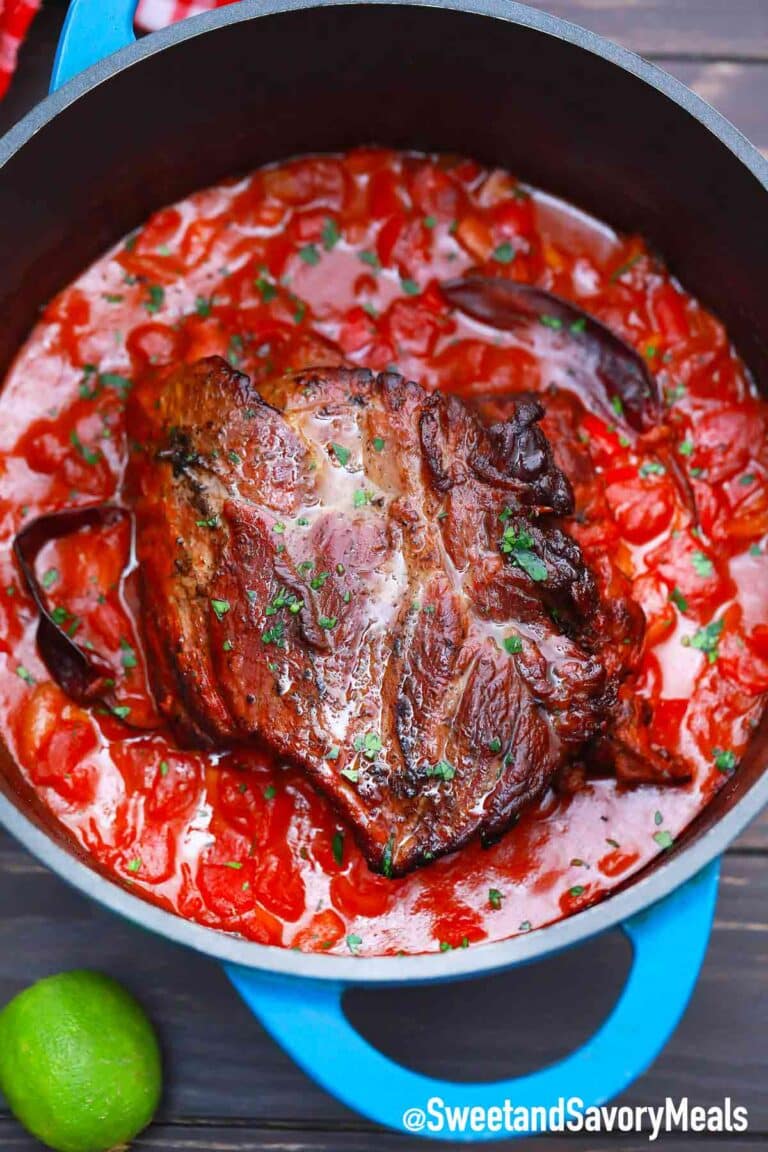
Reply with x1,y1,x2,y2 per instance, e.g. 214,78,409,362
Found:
354,732,382,761
691,551,714,578
144,284,165,314
499,524,548,582
713,748,737,773
211,598,231,621
492,241,515,264
428,759,456,782
321,218,341,250
299,243,321,266
330,442,351,467
332,831,344,866
488,888,503,909
503,635,523,655
653,829,674,850
683,617,724,663
120,639,137,670
347,934,362,954
670,587,689,612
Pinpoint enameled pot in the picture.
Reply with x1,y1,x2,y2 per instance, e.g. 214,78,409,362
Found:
1,0,767,1138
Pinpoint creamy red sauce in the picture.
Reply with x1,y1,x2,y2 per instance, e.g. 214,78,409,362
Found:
0,150,766,956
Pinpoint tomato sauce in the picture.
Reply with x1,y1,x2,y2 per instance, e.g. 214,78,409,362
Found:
0,150,766,956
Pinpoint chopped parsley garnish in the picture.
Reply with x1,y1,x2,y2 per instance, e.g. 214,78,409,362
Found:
353,489,371,508
354,732,382,761
570,316,587,334
103,293,124,304
423,215,437,229
606,838,621,849
740,473,756,486
382,836,395,879
319,616,337,630
488,888,503,909
293,299,307,325
16,666,35,685
332,831,345,865
519,920,532,932
539,314,563,330
126,857,142,873
330,442,351,467
492,241,515,264
713,748,737,773
255,275,277,302
347,933,362,954
488,738,502,753
503,635,523,655
639,460,666,478
428,759,456,781
691,551,714,578
569,885,585,897
321,218,341,250
262,620,286,647
112,705,131,720
195,295,214,317
609,254,641,282
610,395,624,417
299,243,321,266
144,284,165,314
324,746,340,761
211,598,231,621
310,572,330,591
160,761,170,777
223,639,234,652
400,278,420,296
196,516,220,530
499,524,547,582
120,639,137,670
41,568,59,590
69,430,100,466
273,521,286,534
372,436,385,452
359,250,381,271
683,617,724,663
653,829,674,850
263,785,277,800
678,438,695,457
266,587,303,616
340,766,359,783
669,587,688,612
225,860,243,870
654,810,663,826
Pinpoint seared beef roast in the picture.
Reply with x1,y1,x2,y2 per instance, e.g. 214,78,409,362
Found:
126,357,645,875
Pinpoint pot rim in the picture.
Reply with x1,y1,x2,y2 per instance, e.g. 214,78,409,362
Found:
1,0,767,984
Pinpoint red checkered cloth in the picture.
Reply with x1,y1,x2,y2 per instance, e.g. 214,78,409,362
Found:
135,0,239,33
0,0,238,100
0,0,41,100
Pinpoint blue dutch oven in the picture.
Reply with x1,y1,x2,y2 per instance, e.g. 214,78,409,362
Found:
1,0,767,1140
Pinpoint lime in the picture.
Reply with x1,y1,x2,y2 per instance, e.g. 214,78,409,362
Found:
0,970,162,1152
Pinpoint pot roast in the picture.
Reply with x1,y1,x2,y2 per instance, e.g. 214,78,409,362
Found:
121,356,671,876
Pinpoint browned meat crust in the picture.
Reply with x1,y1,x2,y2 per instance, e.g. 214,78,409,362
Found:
126,357,646,875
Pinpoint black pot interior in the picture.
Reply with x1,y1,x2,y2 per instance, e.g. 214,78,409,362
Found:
0,0,766,877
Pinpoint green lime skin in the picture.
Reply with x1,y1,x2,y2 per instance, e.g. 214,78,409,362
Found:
0,970,162,1152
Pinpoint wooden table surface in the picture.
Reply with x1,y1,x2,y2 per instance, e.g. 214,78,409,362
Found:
1,2,767,1149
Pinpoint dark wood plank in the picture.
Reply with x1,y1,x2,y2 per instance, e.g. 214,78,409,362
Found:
665,60,768,152
0,832,766,1132
0,1118,766,1151
523,0,768,59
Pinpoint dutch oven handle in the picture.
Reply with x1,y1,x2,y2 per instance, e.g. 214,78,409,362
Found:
50,5,721,1140
226,862,718,1140
51,0,137,91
